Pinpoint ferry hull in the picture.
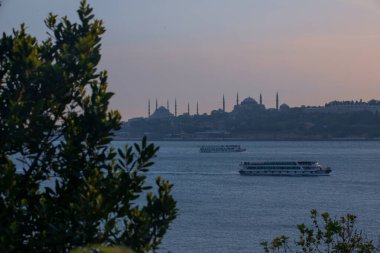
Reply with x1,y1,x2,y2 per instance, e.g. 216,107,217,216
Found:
200,145,246,153
238,161,331,177
200,148,246,153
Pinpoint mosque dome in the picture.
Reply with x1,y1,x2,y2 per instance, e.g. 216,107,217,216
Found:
280,103,290,111
150,106,173,119
241,97,258,105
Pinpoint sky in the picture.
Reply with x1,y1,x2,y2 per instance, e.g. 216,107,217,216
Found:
1,0,380,119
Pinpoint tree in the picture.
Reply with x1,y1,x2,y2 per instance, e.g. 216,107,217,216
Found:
261,209,377,253
0,1,177,252
70,245,134,253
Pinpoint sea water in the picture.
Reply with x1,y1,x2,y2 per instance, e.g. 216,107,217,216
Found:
113,141,380,252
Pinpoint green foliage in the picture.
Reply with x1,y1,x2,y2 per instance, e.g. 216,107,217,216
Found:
261,209,377,253
0,1,177,252
70,245,134,253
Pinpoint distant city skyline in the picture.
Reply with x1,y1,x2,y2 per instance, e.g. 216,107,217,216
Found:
2,0,380,119
143,93,380,118
145,92,279,117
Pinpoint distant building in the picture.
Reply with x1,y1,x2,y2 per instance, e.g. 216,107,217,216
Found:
279,103,290,111
128,117,145,123
303,102,380,114
233,97,265,112
324,104,380,114
211,108,225,116
276,92,279,110
150,106,174,119
222,94,225,112
175,99,177,117
148,100,151,117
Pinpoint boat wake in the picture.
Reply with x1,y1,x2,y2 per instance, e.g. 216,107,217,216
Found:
147,171,239,176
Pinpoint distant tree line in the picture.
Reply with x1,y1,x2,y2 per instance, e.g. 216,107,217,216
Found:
326,100,380,106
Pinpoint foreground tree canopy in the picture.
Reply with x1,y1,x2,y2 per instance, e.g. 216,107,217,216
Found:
262,209,377,253
0,1,176,252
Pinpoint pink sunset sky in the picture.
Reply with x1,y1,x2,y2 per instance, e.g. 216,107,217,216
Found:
1,0,380,119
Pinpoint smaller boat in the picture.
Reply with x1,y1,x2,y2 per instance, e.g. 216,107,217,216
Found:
239,161,331,176
200,144,246,153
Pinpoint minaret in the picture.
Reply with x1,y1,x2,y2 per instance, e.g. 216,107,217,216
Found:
236,92,239,106
260,93,262,105
155,98,158,110
167,99,169,112
223,94,225,112
175,99,177,117
187,102,190,115
148,99,151,117
276,92,279,110
196,101,199,115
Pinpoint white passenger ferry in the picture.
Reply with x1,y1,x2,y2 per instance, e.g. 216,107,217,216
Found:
200,144,246,153
238,161,331,176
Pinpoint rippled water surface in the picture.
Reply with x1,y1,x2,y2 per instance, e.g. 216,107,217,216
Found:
113,141,380,253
